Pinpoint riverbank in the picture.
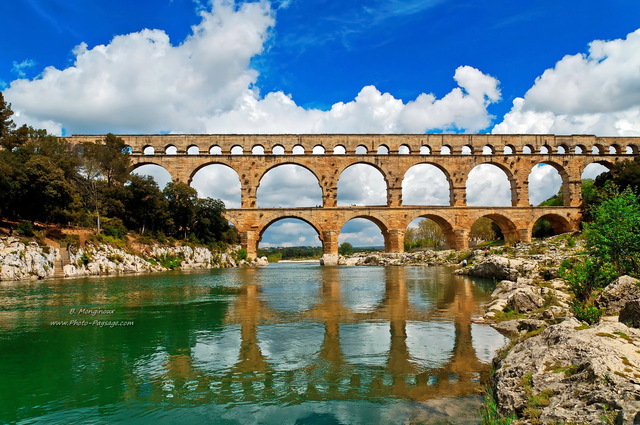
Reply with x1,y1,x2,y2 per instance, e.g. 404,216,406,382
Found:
451,236,640,423
0,235,269,282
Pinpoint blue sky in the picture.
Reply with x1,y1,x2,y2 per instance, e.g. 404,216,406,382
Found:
1,0,638,247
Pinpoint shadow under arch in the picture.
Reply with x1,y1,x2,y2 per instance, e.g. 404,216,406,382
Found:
528,160,569,206
257,163,323,208
531,213,573,238
402,162,452,206
337,162,388,206
466,162,517,206
471,214,520,244
406,213,456,249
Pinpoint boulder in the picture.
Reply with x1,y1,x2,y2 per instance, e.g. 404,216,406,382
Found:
595,275,640,315
465,255,538,281
494,318,640,423
506,287,545,313
619,300,640,328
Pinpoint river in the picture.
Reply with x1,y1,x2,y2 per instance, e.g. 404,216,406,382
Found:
0,263,506,424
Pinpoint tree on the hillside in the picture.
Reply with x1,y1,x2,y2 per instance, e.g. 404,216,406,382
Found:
0,92,28,151
81,134,130,187
122,175,170,234
585,187,640,277
611,158,640,193
470,217,502,242
192,198,229,243
163,181,199,239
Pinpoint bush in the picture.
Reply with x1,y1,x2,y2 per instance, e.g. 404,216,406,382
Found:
339,242,353,256
16,221,35,237
571,302,604,325
102,217,128,239
237,248,247,261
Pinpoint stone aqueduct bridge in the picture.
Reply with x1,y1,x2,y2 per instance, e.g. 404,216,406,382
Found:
68,134,640,263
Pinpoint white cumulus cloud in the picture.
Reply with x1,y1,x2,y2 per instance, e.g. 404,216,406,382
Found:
494,29,640,136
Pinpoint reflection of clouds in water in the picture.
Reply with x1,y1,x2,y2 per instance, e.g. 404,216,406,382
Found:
406,321,455,369
471,323,509,364
340,322,390,367
191,325,242,373
339,268,386,312
258,323,324,371
260,266,321,312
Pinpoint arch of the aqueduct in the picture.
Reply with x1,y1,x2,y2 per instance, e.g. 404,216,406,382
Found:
67,134,639,264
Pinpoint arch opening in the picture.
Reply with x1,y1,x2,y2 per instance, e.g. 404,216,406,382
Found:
402,164,450,206
257,164,322,208
355,145,368,154
466,164,512,207
626,145,637,155
338,164,387,206
440,146,451,155
209,145,222,155
539,145,550,154
528,163,565,206
339,217,386,251
333,145,346,154
522,145,532,154
292,145,305,155
532,214,572,239
252,145,265,155
557,145,567,154
165,145,178,155
230,145,243,155
398,144,410,154
259,217,321,249
420,145,431,155
312,145,325,154
377,145,389,155
143,146,155,155
187,145,200,155
190,164,241,208
405,216,453,251
482,145,494,155
272,145,285,155
503,145,514,155
469,214,518,247
131,164,173,191
581,162,611,181
461,145,472,155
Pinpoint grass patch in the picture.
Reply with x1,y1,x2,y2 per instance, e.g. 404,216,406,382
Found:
574,324,590,330
596,332,616,339
614,331,632,342
480,385,517,425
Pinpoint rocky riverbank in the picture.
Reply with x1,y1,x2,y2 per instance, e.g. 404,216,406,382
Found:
0,236,268,282
448,237,640,423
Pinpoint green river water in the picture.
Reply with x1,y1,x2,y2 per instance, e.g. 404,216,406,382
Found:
0,264,506,424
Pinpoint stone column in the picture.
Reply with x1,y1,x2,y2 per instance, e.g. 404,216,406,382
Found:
564,180,583,207
387,187,403,207
240,187,257,208
240,230,259,260
450,186,467,207
321,230,340,266
512,177,530,207
517,228,532,244
451,229,469,250
386,229,405,253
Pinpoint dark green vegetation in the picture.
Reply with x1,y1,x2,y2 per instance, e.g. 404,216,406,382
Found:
0,92,238,246
258,246,323,261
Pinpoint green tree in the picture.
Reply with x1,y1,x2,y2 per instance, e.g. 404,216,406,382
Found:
0,92,29,151
339,242,353,255
584,187,640,277
193,197,229,243
122,175,169,234
163,181,199,239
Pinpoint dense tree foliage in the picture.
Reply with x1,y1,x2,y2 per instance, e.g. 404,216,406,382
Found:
404,219,446,250
0,94,237,245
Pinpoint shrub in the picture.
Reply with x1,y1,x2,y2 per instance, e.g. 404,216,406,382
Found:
102,217,128,239
16,221,35,237
571,302,604,325
237,248,247,261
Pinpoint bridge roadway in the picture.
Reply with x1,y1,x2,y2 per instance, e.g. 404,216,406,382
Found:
65,134,640,263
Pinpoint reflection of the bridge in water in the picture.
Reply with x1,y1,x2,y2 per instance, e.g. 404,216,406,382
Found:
159,267,504,404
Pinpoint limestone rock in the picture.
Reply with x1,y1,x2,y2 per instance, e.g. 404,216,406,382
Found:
494,318,640,423
595,275,640,315
506,287,545,313
465,255,538,281
620,300,640,328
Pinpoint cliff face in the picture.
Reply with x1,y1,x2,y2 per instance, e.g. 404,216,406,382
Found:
0,237,245,282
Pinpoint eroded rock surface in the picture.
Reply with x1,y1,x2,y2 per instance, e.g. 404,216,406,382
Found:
494,318,640,423
595,275,640,315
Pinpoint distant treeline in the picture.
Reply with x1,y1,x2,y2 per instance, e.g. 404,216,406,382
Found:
0,93,238,246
